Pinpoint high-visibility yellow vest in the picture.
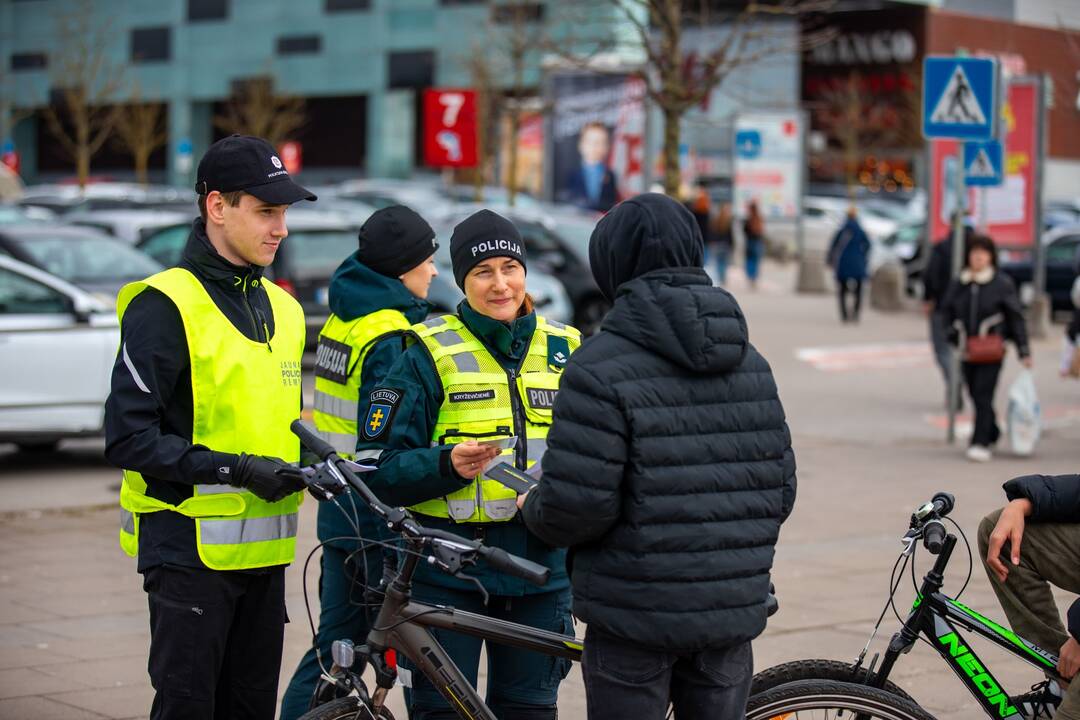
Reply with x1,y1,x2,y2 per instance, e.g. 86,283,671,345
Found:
312,309,411,460
410,314,580,523
115,267,305,571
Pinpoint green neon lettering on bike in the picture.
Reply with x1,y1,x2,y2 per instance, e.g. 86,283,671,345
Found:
946,599,1056,669
937,632,1019,718
911,594,923,609
563,640,583,651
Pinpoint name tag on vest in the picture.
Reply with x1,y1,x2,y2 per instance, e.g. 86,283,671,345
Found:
525,387,557,410
449,389,496,403
314,336,352,385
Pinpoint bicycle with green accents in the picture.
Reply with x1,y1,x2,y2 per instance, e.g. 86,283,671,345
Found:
748,492,1064,720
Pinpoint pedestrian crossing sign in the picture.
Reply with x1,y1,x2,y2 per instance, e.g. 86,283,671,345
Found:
923,57,997,140
963,140,1003,186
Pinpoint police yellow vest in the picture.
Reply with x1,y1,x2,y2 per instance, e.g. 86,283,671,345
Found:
313,309,412,460
410,314,580,523
115,267,305,571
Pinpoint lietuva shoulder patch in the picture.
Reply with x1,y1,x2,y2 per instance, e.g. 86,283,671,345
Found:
363,387,403,440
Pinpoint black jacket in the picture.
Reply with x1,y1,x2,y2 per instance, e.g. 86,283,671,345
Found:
521,194,796,652
1003,474,1080,641
938,270,1030,359
104,219,285,571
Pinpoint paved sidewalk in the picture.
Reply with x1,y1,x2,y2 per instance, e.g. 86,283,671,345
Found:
2,260,1078,719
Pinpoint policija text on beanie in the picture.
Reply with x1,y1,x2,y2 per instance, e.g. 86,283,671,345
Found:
357,205,438,279
449,210,527,289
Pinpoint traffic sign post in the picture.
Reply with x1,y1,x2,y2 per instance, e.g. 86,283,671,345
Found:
922,56,999,445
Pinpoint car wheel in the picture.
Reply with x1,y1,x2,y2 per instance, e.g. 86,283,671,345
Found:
575,297,611,336
17,440,60,454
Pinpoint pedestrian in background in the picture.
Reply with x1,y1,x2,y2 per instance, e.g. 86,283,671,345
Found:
827,207,871,323
280,206,439,720
938,234,1031,462
711,201,735,285
520,193,796,720
105,135,315,719
923,217,974,408
743,200,765,290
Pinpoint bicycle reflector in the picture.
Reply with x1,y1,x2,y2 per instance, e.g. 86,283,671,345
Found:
385,648,398,670
331,639,355,669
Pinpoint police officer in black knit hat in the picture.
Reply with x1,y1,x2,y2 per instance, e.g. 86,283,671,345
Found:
355,209,582,719
281,205,440,719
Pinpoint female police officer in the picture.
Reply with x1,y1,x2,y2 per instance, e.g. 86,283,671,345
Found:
357,209,580,720
280,205,439,720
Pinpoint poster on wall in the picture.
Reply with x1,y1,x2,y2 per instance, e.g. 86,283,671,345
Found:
423,89,478,168
732,113,804,219
548,72,646,212
929,79,1039,247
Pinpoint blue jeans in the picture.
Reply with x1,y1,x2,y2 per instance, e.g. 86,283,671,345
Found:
706,245,730,285
582,627,753,720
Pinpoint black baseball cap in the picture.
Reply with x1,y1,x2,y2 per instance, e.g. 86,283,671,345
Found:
195,134,316,205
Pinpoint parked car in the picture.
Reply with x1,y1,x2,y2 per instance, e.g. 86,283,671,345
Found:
0,255,119,450
331,178,453,216
0,224,163,299
64,208,194,245
999,224,1080,313
19,182,193,215
432,204,605,333
880,222,928,297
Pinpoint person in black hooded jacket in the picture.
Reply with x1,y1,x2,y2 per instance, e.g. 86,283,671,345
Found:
519,193,797,720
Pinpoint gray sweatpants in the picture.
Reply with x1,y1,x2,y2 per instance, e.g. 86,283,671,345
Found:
979,510,1080,718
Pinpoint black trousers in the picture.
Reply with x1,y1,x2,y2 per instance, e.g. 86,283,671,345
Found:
838,278,863,321
582,627,753,720
962,361,1003,447
143,564,287,720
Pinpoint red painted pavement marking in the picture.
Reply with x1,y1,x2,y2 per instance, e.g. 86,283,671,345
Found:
796,342,933,372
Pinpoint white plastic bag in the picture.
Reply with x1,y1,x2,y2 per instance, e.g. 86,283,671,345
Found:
1007,370,1041,456
1071,276,1080,309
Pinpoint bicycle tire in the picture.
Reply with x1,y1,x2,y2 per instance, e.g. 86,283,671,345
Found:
752,658,917,703
747,679,937,720
296,696,396,720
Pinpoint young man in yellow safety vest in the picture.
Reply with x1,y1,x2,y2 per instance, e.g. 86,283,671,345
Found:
105,135,315,720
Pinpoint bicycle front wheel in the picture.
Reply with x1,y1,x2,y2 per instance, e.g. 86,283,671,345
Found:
747,679,937,720
296,696,396,720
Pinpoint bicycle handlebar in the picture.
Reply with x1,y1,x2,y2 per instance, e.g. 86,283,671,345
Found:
290,420,550,587
907,491,956,555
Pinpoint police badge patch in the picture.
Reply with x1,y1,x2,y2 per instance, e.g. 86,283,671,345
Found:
363,388,402,440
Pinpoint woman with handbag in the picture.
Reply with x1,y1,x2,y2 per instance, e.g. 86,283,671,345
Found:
939,234,1031,462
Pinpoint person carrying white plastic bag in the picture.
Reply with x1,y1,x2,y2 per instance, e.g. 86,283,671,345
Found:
1007,369,1041,456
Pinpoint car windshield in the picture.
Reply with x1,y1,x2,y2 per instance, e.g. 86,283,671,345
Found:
281,230,357,281
12,233,162,284
550,219,594,263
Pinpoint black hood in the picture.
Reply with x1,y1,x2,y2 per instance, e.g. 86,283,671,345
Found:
588,193,704,301
590,195,746,374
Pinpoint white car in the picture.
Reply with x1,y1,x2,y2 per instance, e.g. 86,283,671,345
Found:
0,255,119,450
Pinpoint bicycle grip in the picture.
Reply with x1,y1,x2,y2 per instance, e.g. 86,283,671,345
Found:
924,520,946,554
291,420,337,461
482,546,551,587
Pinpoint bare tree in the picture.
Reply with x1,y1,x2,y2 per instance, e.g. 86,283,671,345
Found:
213,76,306,146
554,0,831,195
41,0,125,188
112,83,168,186
467,48,499,202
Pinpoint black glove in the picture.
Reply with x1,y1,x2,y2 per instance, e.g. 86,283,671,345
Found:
234,453,306,503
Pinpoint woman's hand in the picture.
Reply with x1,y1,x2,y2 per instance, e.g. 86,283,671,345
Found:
1022,356,1033,369
451,441,500,478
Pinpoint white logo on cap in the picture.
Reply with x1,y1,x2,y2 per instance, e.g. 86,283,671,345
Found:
271,156,283,169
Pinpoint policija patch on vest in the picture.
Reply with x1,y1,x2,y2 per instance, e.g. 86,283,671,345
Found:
363,388,402,441
526,387,557,410
448,390,496,403
547,335,570,371
314,335,352,385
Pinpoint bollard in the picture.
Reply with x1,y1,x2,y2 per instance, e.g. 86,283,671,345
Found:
1026,292,1051,339
869,262,905,312
796,251,829,294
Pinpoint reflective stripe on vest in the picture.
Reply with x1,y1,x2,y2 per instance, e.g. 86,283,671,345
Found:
409,314,580,523
115,267,305,570
312,309,413,461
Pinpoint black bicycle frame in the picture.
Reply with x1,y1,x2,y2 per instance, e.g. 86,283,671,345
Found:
364,544,583,720
871,535,1061,719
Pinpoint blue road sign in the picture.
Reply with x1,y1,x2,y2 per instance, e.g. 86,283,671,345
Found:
177,138,193,155
963,140,1003,187
735,129,762,159
923,57,997,140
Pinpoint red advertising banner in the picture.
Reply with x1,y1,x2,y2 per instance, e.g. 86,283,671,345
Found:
423,89,478,168
277,141,302,174
929,80,1039,247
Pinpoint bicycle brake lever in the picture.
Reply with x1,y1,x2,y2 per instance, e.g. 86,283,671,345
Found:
901,529,918,556
453,571,489,605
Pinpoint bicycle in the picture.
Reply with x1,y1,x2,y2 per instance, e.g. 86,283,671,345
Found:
747,491,1065,719
289,421,584,720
